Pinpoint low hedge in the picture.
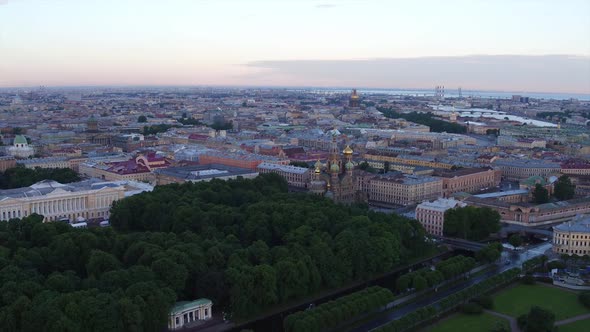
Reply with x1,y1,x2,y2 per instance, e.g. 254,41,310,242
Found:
284,286,394,332
373,268,521,332
396,255,476,293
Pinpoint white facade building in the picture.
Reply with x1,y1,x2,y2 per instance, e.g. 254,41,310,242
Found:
8,135,34,159
0,179,149,222
168,299,213,330
256,162,310,188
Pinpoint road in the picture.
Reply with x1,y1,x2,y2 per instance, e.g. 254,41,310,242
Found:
350,242,552,332
502,224,553,237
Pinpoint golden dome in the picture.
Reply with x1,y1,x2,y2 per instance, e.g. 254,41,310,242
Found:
343,145,353,155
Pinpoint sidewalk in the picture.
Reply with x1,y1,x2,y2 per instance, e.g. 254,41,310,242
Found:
555,313,590,326
485,310,520,332
328,264,495,332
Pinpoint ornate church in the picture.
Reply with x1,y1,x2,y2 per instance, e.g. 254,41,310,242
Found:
309,135,366,204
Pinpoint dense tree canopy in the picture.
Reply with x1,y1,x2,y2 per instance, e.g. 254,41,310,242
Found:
443,206,501,241
358,161,378,173
108,174,431,319
476,242,503,263
289,161,310,168
508,234,523,249
284,286,394,332
554,175,575,201
532,184,550,204
177,117,203,126
517,306,556,332
0,166,81,189
579,291,590,308
142,124,178,136
395,255,475,293
378,107,467,134
211,120,233,131
0,174,431,329
0,214,176,332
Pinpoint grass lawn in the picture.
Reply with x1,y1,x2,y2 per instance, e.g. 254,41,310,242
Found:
423,313,508,332
493,283,588,320
559,319,590,332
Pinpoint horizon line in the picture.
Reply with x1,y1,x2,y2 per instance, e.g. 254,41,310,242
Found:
1,84,589,97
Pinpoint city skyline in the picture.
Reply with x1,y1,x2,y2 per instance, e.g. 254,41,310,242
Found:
1,0,589,93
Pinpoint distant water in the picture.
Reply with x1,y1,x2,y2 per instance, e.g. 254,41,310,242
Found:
311,88,590,101
432,105,557,127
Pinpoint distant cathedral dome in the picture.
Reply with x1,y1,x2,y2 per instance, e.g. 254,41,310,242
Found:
349,89,360,108
345,161,354,170
87,115,99,133
343,145,353,155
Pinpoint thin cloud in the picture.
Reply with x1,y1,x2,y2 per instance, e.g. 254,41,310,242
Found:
245,55,590,94
316,4,337,9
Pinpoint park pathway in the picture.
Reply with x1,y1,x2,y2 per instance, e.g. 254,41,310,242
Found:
539,282,579,294
484,310,520,332
555,313,590,326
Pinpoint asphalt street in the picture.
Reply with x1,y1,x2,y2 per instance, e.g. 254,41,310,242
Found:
350,242,552,332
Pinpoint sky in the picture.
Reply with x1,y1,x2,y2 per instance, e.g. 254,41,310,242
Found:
0,0,589,93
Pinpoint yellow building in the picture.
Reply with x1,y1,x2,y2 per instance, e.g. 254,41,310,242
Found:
553,215,590,256
367,174,443,206
364,150,454,169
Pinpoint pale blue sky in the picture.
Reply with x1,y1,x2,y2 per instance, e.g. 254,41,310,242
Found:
1,0,589,92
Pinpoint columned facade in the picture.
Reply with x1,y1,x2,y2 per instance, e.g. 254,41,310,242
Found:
0,181,126,222
553,216,590,256
168,299,213,330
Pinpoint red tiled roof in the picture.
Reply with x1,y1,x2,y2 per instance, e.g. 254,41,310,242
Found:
562,159,590,169
189,134,209,140
106,160,151,175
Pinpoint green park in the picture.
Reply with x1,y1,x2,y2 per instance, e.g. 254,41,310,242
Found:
424,312,508,332
422,282,590,332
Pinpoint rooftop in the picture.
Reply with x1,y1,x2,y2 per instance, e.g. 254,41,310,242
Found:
493,159,561,168
434,167,494,178
13,135,27,145
257,162,309,174
372,173,442,185
554,215,590,233
473,189,529,198
170,299,212,315
417,198,466,212
0,179,124,200
154,164,257,181
18,156,69,164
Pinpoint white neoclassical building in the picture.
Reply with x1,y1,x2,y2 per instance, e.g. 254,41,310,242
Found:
0,179,127,222
8,135,34,159
169,299,213,330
